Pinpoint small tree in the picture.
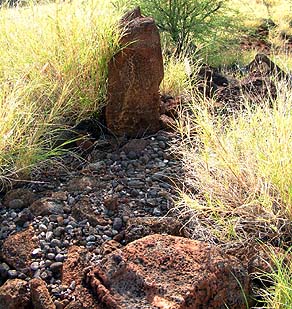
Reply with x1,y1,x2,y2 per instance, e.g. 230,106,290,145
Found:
135,0,235,57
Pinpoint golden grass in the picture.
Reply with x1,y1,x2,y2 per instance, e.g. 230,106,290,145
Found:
0,0,125,182
176,81,292,244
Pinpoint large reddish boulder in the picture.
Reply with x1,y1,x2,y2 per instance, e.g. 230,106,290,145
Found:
105,7,164,137
0,279,31,309
1,226,38,274
87,234,250,308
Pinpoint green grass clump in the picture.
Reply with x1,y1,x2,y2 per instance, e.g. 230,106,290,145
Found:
0,0,125,183
259,248,292,308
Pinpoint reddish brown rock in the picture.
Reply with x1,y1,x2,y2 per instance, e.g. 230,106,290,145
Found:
29,197,64,216
0,279,31,309
125,216,185,243
3,188,36,209
72,197,108,226
105,7,164,137
62,246,101,309
100,240,123,256
30,278,55,309
121,139,150,156
159,114,176,131
87,234,250,309
1,226,38,274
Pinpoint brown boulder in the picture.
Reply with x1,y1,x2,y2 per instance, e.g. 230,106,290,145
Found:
62,246,101,309
29,197,64,216
3,188,36,209
30,278,55,309
87,234,250,309
105,7,164,137
0,279,31,309
1,226,38,274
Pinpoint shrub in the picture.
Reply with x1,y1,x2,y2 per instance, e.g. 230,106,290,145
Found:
133,0,240,58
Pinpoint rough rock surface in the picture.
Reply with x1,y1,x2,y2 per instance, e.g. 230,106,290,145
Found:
87,234,250,309
62,246,101,309
29,197,64,216
105,7,164,137
1,226,38,274
72,197,109,226
0,279,31,309
30,278,55,309
124,216,185,243
3,188,36,210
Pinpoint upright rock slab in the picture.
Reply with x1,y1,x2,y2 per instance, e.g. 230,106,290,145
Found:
105,7,163,137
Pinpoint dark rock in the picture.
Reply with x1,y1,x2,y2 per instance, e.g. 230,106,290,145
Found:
105,7,164,137
72,197,108,226
87,234,250,308
3,189,36,209
49,262,63,274
29,198,64,216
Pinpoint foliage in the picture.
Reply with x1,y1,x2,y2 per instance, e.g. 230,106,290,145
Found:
259,247,292,308
176,80,292,244
0,0,125,183
132,0,240,57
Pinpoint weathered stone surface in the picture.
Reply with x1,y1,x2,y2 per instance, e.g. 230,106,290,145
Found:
87,234,250,309
121,139,150,156
29,198,64,216
105,7,164,137
3,188,36,209
66,177,97,192
72,197,108,226
1,226,38,274
0,279,31,309
62,246,101,309
100,240,123,256
125,216,184,243
30,278,55,309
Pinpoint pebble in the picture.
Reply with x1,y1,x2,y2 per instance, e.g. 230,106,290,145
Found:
39,224,47,232
55,254,64,262
32,248,42,258
47,253,56,260
8,270,18,279
50,262,63,273
113,218,123,231
30,262,40,271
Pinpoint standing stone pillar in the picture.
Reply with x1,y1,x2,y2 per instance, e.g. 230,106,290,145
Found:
105,7,164,137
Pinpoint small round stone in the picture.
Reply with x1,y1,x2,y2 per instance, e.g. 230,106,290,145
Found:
55,254,64,262
50,262,63,273
47,253,56,260
8,270,18,279
30,262,39,271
